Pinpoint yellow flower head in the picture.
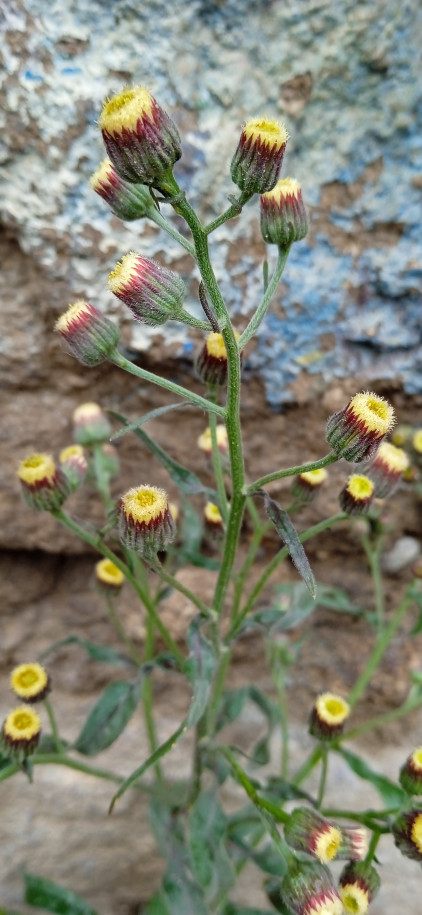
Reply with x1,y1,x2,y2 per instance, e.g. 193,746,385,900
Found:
99,86,155,136
55,300,91,334
262,176,301,203
411,812,422,853
375,441,409,473
60,444,84,463
314,824,342,864
340,474,375,516
413,430,422,453
10,663,50,703
348,392,395,436
95,558,125,589
2,705,41,754
56,302,119,367
118,485,176,559
310,692,350,740
73,402,103,424
243,117,288,152
327,391,395,462
197,425,228,455
204,502,223,526
340,884,369,915
300,469,328,486
18,453,56,486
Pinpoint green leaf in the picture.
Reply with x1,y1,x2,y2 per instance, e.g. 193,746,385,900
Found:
147,868,209,915
216,687,249,733
188,789,231,892
260,492,316,598
109,720,186,812
315,585,364,617
38,636,133,666
185,618,217,728
230,835,288,878
109,402,188,442
74,679,143,755
223,907,275,915
111,412,217,500
338,747,406,807
24,873,97,914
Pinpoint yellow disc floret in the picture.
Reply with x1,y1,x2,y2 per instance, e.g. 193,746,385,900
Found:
90,158,113,190
413,430,422,453
122,486,168,525
243,117,288,150
316,693,350,726
262,177,301,202
56,301,92,333
411,747,422,770
60,445,84,463
99,87,154,135
204,502,223,524
95,559,125,587
349,392,395,435
10,663,49,701
411,812,422,853
347,475,375,500
109,252,139,293
3,706,41,742
314,825,342,864
375,441,409,472
300,469,328,486
340,884,369,915
18,453,56,486
206,333,228,360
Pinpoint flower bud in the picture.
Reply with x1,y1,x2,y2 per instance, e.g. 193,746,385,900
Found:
197,425,229,456
291,468,328,503
231,117,288,196
392,808,422,861
90,158,154,220
118,485,176,561
73,403,111,446
109,253,185,326
284,808,342,864
204,501,224,531
279,863,342,915
367,440,409,497
339,474,375,516
260,177,308,247
98,86,182,188
391,424,412,447
10,663,50,704
56,301,119,366
412,429,422,458
196,331,240,387
95,558,125,593
339,825,368,861
339,861,380,915
326,392,395,462
1,706,41,759
309,692,350,740
59,444,88,492
399,746,422,795
17,453,69,512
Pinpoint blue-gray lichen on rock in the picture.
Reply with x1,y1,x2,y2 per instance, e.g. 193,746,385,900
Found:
1,0,421,406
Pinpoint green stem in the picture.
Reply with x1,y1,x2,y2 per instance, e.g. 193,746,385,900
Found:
52,509,184,666
0,753,145,787
110,350,226,418
221,747,289,825
361,534,384,631
316,745,328,809
247,452,338,494
92,444,113,511
347,592,414,709
149,207,196,257
293,745,322,786
322,809,391,831
206,645,230,735
204,191,252,235
208,404,229,522
44,697,63,754
365,830,382,863
230,513,348,640
341,699,422,742
238,246,290,350
231,521,267,624
177,308,212,331
104,593,142,665
151,561,212,617
143,611,163,785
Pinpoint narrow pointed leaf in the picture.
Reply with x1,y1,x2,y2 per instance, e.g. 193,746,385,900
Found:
111,411,217,500
109,721,186,812
24,874,97,914
185,619,217,727
74,679,143,756
109,402,187,442
260,491,316,598
337,747,406,807
39,636,133,666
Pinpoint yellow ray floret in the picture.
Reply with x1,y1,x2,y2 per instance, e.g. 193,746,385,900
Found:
411,812,422,853
316,693,350,726
99,87,154,135
262,177,301,202
413,430,422,453
299,468,328,486
122,486,168,525
411,747,422,770
10,663,49,700
18,453,56,485
109,253,140,293
340,884,369,915
375,441,409,472
3,706,41,741
349,392,395,435
96,558,125,587
346,475,374,500
204,502,223,524
314,825,342,864
243,117,288,149
56,301,91,333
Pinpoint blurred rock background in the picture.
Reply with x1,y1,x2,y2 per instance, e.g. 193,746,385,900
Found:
1,0,422,911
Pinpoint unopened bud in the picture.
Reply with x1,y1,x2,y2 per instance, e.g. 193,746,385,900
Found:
339,474,375,516
59,444,88,491
73,403,111,446
118,485,176,561
56,301,119,366
109,253,185,326
17,453,69,512
326,392,395,462
260,177,308,247
231,117,288,196
367,440,409,498
90,158,154,220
